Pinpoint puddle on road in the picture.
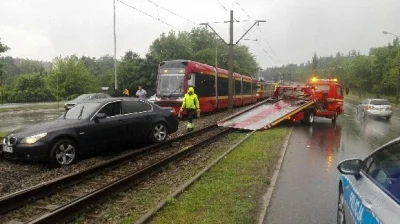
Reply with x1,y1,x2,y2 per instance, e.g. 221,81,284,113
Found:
0,109,65,133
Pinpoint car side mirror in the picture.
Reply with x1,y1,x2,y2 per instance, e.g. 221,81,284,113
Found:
95,113,107,120
337,159,363,175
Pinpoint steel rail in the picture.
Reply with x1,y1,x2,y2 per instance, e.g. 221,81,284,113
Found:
28,128,231,224
0,124,218,215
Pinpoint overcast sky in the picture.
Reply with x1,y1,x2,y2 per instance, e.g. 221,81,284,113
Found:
1,0,399,68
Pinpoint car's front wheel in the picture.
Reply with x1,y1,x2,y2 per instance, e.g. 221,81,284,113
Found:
49,139,78,167
337,186,346,224
151,122,168,143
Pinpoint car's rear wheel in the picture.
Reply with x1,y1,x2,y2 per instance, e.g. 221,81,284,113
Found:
337,186,346,224
49,139,78,167
151,122,168,143
386,116,391,120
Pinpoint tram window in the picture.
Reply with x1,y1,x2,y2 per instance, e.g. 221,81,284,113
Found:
243,81,251,95
235,80,242,95
218,77,228,96
195,73,215,97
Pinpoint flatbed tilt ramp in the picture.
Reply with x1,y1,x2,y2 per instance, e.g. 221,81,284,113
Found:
217,99,315,131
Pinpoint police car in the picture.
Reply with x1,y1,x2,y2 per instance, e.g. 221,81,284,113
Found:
337,137,400,224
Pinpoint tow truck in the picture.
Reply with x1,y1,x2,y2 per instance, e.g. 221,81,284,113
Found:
217,78,345,130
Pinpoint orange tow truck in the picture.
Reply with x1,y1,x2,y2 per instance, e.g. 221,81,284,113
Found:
306,77,344,123
217,78,346,130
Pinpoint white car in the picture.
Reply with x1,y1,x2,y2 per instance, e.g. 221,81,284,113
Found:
337,137,400,224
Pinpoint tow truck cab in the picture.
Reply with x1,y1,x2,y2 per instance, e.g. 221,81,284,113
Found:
306,78,344,120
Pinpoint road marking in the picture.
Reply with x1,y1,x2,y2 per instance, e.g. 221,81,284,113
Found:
354,119,360,123
392,116,400,120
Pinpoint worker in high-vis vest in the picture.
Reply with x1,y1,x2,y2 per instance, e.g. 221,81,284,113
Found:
180,86,200,132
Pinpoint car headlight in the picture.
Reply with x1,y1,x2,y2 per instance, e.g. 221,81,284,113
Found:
21,133,47,144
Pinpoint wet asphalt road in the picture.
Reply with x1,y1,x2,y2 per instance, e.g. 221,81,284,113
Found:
264,102,400,224
0,109,64,133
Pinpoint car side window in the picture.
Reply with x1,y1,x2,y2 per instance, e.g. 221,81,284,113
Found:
364,142,400,202
122,101,151,114
139,101,152,111
98,101,122,117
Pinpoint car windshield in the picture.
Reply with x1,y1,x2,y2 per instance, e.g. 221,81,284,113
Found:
74,94,92,101
61,102,100,120
157,74,185,96
370,99,390,105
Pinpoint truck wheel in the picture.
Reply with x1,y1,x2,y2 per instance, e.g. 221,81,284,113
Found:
332,111,338,124
303,109,314,125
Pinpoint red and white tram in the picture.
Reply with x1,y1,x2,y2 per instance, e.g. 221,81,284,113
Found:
154,60,258,116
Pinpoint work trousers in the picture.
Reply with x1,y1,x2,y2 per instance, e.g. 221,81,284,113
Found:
187,109,195,123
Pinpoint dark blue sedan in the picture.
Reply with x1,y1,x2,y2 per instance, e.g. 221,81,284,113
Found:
2,98,178,167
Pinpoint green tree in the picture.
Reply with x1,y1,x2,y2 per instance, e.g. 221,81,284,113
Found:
117,51,158,96
11,73,54,102
148,27,259,76
149,30,193,62
312,52,318,74
46,55,98,100
0,39,10,79
0,38,10,103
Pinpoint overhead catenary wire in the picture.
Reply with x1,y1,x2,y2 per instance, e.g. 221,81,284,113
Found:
117,0,181,31
235,1,280,62
216,0,229,12
212,0,274,63
145,0,197,25
216,0,239,21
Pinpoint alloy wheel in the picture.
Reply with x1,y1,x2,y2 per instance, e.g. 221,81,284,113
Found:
56,143,76,165
153,123,167,142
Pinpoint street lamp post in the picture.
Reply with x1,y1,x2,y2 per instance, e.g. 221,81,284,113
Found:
383,30,400,105
383,31,400,38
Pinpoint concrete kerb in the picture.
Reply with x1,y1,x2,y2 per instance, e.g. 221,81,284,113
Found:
257,127,293,224
134,130,256,224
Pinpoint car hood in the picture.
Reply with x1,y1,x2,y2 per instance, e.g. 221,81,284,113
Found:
9,119,85,138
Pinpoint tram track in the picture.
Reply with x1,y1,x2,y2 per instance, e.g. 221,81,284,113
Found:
0,125,230,224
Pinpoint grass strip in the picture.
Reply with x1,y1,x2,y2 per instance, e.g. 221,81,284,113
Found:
72,132,247,224
0,131,6,142
152,127,289,224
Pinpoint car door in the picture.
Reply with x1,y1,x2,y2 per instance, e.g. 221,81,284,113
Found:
120,100,154,143
343,142,400,224
87,101,122,152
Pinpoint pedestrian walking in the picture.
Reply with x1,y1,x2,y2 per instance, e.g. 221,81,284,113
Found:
180,87,200,132
136,85,147,99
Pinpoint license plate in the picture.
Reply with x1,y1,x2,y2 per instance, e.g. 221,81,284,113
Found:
2,145,13,153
